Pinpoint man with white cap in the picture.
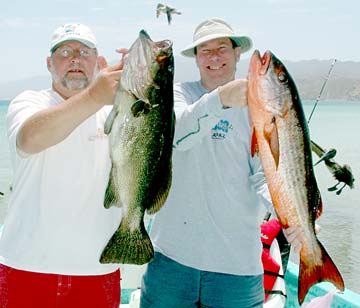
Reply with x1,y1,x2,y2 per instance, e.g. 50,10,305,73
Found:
0,23,125,307
140,18,272,307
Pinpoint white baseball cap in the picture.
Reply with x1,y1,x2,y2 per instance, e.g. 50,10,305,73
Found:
50,23,97,52
181,18,252,58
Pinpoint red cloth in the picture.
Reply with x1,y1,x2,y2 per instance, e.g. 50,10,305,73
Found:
261,218,282,301
0,263,120,307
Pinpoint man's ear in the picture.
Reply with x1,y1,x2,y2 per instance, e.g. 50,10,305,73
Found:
46,56,51,72
235,47,241,62
195,55,200,68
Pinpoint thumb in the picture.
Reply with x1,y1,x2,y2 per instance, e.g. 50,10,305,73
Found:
97,56,108,71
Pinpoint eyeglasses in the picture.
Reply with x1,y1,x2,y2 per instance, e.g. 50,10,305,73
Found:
54,46,96,58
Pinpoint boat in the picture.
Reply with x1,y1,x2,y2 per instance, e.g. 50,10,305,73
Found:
116,215,360,307
118,261,360,307
0,222,359,307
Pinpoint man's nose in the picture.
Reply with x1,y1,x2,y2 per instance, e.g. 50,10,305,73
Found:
70,50,82,61
70,54,81,63
208,49,221,59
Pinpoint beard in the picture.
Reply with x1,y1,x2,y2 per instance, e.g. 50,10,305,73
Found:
50,62,98,92
61,73,89,90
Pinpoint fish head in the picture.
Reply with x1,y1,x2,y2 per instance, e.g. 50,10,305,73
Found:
247,50,311,169
248,50,300,119
121,30,174,105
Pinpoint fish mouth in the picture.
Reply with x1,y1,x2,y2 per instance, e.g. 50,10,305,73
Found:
261,50,272,74
249,50,272,76
139,29,172,64
122,30,173,99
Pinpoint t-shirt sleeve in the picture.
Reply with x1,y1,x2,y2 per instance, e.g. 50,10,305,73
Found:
6,90,49,158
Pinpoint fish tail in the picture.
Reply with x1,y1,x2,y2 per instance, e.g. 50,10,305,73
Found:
298,241,345,305
100,220,154,265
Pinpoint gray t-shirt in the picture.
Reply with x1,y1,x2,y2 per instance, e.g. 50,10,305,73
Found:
150,81,273,275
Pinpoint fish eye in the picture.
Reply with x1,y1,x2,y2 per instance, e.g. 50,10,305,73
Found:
278,72,287,83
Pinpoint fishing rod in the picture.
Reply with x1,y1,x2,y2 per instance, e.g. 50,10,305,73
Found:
307,59,355,194
307,58,337,124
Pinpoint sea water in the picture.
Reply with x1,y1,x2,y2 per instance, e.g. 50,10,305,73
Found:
0,99,359,293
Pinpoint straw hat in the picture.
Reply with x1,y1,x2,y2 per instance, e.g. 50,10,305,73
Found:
50,23,97,52
181,18,252,57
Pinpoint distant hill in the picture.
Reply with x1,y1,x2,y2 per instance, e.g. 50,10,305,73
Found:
175,57,360,101
1,58,360,101
283,60,360,101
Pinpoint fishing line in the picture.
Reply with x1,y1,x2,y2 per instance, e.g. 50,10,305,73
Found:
307,58,337,124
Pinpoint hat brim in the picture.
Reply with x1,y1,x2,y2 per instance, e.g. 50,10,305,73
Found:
50,38,96,53
180,34,252,58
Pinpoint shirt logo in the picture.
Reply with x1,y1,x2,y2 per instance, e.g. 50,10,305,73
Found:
211,119,233,140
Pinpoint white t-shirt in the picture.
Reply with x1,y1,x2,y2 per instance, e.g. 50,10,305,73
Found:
0,89,122,275
150,81,273,276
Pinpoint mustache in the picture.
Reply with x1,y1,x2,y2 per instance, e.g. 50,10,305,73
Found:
66,64,85,73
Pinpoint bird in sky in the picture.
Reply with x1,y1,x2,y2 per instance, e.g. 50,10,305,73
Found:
156,3,182,25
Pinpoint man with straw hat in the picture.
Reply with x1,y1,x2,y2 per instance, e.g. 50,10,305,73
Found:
140,18,272,308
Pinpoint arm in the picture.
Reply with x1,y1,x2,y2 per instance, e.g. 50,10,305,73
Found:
172,84,223,151
17,58,123,154
173,79,248,151
218,78,248,108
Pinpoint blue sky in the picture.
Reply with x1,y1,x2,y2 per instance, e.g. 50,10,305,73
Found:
1,0,359,83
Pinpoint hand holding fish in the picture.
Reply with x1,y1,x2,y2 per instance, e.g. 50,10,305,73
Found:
218,79,248,109
86,50,128,107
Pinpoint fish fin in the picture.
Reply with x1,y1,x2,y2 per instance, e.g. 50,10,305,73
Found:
298,241,344,305
311,188,323,220
146,162,172,215
100,219,154,265
264,118,280,168
146,115,174,215
131,100,150,117
104,168,122,209
315,195,323,220
250,127,259,157
104,107,117,135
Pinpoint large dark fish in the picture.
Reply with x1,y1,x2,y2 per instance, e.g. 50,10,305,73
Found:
311,140,355,195
100,30,175,265
247,50,344,305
